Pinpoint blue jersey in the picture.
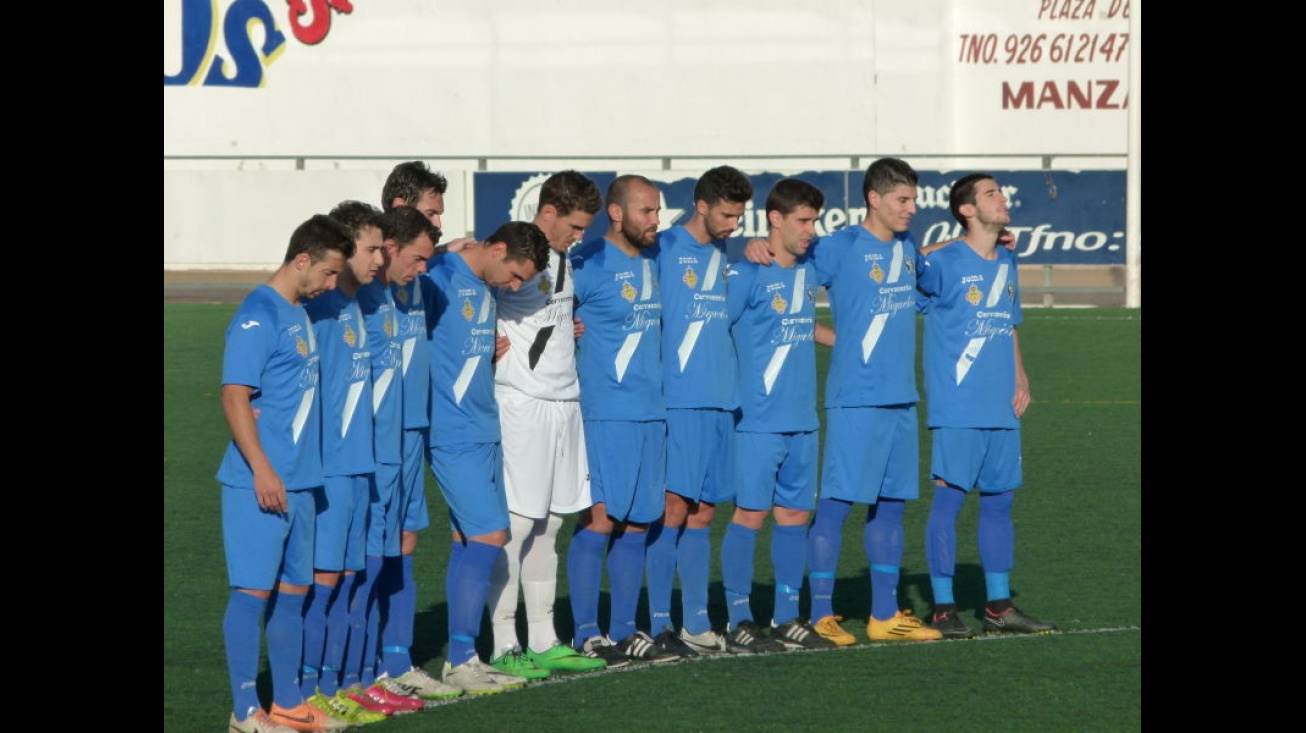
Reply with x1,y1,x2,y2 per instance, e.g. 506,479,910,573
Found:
217,285,324,490
917,241,1023,429
653,226,735,409
393,279,431,431
726,258,820,434
811,225,922,407
571,237,664,421
424,253,501,445
356,279,404,464
306,290,375,477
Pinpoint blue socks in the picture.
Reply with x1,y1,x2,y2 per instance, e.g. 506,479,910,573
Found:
807,498,852,620
927,486,966,605
320,572,353,695
721,523,758,628
567,527,607,646
678,527,711,634
300,581,336,697
979,490,1015,600
447,541,499,666
264,589,307,709
865,499,905,621
606,530,646,642
771,523,807,626
380,555,417,677
344,556,383,688
644,521,678,631
223,590,266,718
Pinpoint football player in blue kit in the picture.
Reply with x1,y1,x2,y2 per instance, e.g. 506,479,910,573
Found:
744,158,943,647
298,201,392,726
218,214,353,733
567,175,679,666
719,178,837,653
373,161,466,702
917,172,1055,639
422,221,551,694
644,166,753,658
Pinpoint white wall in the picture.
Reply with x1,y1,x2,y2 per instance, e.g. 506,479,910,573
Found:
164,0,1136,269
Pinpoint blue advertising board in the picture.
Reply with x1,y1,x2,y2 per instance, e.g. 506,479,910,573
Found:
473,169,1125,266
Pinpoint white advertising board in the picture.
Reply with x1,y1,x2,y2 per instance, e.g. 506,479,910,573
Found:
164,0,1133,158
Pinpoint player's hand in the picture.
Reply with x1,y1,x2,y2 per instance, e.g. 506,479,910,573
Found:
1012,379,1031,418
494,334,510,362
743,238,774,266
573,316,585,340
999,229,1016,250
444,237,476,253
253,471,288,514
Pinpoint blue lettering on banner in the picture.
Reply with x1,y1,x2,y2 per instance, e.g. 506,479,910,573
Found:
474,170,1126,266
164,0,353,88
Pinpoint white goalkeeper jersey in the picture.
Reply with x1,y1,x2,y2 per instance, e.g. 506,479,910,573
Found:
494,247,580,401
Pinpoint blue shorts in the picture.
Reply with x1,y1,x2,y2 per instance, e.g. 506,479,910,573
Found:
930,427,1022,493
367,463,401,558
820,405,919,503
222,484,315,590
315,474,370,573
428,441,510,538
665,408,734,504
400,428,430,533
733,431,818,512
584,420,666,524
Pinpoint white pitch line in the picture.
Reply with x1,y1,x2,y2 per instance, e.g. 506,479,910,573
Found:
418,625,1141,707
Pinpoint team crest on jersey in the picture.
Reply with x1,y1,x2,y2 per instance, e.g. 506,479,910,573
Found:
538,273,553,294
621,280,637,302
385,314,395,337
295,335,309,356
966,284,983,306
462,299,475,321
771,292,787,314
682,266,698,289
395,286,409,304
870,263,885,283
343,324,357,347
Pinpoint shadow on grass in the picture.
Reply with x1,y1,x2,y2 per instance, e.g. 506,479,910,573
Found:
255,561,998,701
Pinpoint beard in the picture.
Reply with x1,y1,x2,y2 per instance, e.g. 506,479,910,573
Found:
622,220,658,249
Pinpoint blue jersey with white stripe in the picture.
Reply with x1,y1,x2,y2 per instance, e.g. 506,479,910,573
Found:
571,237,664,421
424,253,501,445
393,279,431,431
356,279,404,464
306,289,375,477
217,285,324,490
726,258,820,434
917,241,1023,429
811,225,922,408
653,226,736,409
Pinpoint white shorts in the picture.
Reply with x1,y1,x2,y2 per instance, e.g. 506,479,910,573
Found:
496,386,591,518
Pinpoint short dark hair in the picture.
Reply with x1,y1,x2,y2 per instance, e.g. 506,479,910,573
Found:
284,214,355,264
948,172,995,229
540,170,602,217
694,165,753,206
766,178,825,216
381,161,448,211
863,157,918,200
328,200,385,241
487,221,551,273
382,205,440,248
